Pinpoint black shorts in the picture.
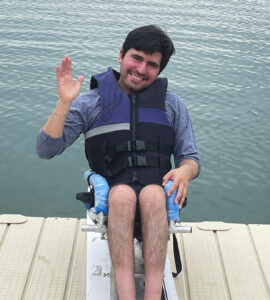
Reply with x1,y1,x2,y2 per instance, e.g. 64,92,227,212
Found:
109,182,145,223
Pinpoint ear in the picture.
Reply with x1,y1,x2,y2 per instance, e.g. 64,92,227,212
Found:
118,49,123,63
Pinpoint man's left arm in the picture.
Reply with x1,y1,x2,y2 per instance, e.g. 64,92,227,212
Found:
162,159,199,208
163,92,200,208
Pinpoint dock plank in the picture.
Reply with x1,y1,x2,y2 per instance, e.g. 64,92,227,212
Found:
66,218,86,300
1,215,269,300
168,233,189,300
0,224,7,242
249,224,270,292
24,217,78,300
181,222,229,300
0,217,43,300
217,223,270,300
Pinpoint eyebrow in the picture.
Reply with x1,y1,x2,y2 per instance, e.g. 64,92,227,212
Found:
131,54,143,60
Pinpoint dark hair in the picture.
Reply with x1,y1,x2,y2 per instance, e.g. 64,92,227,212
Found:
121,25,175,73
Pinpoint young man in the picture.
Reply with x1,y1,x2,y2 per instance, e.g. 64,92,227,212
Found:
37,25,200,300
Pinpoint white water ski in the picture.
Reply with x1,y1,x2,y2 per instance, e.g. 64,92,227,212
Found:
86,212,179,299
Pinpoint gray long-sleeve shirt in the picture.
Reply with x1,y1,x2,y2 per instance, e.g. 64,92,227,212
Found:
36,88,200,173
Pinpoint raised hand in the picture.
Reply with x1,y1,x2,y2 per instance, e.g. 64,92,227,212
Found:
56,56,84,104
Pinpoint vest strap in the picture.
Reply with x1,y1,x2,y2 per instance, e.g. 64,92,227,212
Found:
172,233,182,277
114,139,171,155
106,154,171,177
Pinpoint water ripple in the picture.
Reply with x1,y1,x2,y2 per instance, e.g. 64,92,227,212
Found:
0,0,269,223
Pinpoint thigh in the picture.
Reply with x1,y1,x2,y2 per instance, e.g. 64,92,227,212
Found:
108,184,137,229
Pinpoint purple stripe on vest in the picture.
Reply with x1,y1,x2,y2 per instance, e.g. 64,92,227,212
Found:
91,68,131,128
138,108,171,126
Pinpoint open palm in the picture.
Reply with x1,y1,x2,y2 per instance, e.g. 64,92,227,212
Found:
56,56,84,104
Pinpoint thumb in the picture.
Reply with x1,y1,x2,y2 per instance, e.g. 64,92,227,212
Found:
75,76,84,91
77,75,84,86
162,171,171,186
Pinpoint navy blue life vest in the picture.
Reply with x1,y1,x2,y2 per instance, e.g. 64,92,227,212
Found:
84,67,175,186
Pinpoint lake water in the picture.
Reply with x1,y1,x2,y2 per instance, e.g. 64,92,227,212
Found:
0,0,269,224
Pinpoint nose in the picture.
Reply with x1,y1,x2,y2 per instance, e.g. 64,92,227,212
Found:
137,62,147,75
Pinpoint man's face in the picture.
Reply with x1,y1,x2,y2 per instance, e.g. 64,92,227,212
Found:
118,49,162,94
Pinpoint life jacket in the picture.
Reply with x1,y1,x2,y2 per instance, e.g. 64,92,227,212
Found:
84,67,175,186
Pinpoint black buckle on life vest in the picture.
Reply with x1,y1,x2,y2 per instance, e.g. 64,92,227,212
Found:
128,155,147,167
127,140,146,151
135,140,146,151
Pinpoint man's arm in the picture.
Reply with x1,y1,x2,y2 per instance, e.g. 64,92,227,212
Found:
162,159,199,208
43,56,84,138
163,92,200,208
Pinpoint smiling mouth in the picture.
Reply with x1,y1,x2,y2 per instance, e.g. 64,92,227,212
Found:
130,72,147,82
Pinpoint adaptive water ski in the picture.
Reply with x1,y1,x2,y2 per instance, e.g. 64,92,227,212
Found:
77,170,192,299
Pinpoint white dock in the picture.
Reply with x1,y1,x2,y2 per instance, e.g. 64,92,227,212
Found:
0,215,269,299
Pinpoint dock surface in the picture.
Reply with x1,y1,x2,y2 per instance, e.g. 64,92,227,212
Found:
0,215,269,299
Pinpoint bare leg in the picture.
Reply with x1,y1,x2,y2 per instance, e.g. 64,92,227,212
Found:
108,184,137,300
139,184,168,300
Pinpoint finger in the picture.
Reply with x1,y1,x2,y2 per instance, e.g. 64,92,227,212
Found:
64,56,70,76
162,177,168,187
168,180,179,196
179,194,186,209
162,171,172,186
77,75,84,83
60,57,65,76
179,187,188,208
67,57,72,75
175,186,183,205
56,65,60,79
75,76,84,91
61,56,68,76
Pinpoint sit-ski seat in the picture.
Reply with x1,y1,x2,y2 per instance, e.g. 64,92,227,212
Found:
76,170,192,300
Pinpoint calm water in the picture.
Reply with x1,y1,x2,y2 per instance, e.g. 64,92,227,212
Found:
0,0,269,224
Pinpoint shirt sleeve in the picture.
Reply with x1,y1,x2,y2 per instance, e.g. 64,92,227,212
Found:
165,91,200,177
36,90,100,159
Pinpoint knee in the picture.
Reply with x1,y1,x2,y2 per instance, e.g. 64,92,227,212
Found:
109,184,137,209
139,184,166,212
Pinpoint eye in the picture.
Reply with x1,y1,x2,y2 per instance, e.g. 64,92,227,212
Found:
148,62,159,69
132,54,142,61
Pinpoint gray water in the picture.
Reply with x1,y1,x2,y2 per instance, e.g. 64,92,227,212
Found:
0,0,269,224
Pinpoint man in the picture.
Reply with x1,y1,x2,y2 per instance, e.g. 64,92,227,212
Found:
37,25,200,300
